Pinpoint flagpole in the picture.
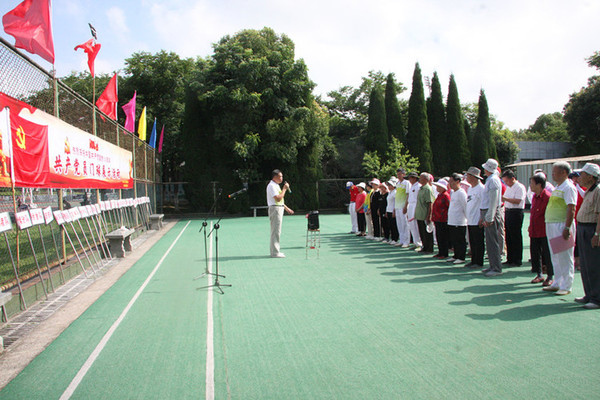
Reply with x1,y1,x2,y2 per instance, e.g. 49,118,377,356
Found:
92,74,96,137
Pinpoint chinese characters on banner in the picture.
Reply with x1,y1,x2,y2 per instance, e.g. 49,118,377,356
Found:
0,212,12,233
15,210,33,230
0,92,133,189
29,208,45,225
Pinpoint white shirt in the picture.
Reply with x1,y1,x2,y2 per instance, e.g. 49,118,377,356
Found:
448,188,468,226
408,182,420,205
266,180,282,206
504,180,526,209
386,189,396,213
467,182,484,225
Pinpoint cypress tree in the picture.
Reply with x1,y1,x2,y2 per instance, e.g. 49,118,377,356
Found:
385,73,404,141
406,63,433,172
365,86,388,158
426,71,446,175
473,89,495,165
464,116,473,164
445,74,470,173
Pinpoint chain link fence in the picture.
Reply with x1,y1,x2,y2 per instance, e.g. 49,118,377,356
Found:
0,38,159,304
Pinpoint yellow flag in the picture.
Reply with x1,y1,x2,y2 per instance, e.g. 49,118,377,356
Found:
138,106,147,141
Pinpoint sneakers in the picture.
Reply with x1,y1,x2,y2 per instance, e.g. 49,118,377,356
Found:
484,270,502,277
555,289,571,296
414,247,422,252
574,297,587,304
583,302,600,309
388,240,397,245
542,286,559,292
401,244,410,248
271,253,286,258
446,257,456,263
453,259,466,265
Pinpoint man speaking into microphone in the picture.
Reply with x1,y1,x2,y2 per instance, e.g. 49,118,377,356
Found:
266,169,294,258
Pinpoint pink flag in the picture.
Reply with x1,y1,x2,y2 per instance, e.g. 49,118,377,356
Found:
158,125,165,153
122,91,136,133
2,0,55,64
96,73,117,121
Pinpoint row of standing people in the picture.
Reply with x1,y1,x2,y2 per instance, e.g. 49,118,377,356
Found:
347,159,600,310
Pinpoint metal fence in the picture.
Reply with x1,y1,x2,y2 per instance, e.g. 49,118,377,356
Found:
0,37,159,304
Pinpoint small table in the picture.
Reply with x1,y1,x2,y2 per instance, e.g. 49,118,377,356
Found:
149,214,165,230
105,227,135,258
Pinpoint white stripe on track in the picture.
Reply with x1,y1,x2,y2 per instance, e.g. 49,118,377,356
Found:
60,220,192,400
205,226,215,400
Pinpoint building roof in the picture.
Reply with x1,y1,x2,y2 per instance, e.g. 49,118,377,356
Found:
507,154,600,168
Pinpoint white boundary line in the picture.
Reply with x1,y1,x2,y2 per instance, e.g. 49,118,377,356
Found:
59,220,192,400
205,225,215,400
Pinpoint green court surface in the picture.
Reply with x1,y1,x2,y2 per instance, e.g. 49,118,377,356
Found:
1,215,599,399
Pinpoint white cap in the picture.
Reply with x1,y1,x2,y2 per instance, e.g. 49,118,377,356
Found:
357,182,366,189
482,158,499,173
346,181,354,189
581,163,600,178
370,178,381,186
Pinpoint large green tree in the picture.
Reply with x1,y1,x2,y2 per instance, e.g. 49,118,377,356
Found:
517,112,569,142
426,71,446,175
384,73,404,141
365,86,388,157
181,28,331,211
564,51,600,154
406,63,433,172
471,89,492,166
445,75,470,172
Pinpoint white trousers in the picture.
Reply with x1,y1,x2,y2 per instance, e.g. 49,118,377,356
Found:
269,205,284,255
407,203,422,246
395,208,410,245
349,202,358,233
546,222,576,291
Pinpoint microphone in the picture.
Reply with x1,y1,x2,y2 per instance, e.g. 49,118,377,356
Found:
285,181,292,194
228,187,247,198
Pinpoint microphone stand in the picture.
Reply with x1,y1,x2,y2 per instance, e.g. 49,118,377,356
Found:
198,216,231,294
194,188,221,280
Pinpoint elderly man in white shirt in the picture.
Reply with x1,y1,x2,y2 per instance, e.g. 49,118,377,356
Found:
447,173,468,264
266,169,294,258
480,159,504,276
465,167,485,268
502,169,527,267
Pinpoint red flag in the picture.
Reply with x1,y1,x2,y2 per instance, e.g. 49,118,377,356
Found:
10,112,49,187
96,73,118,121
2,0,55,64
122,91,136,133
74,39,101,77
158,125,165,153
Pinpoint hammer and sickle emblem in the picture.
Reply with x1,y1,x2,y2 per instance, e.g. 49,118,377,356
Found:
16,125,26,149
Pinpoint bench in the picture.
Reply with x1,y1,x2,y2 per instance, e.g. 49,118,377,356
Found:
250,206,269,217
0,291,11,323
149,213,165,230
105,227,135,258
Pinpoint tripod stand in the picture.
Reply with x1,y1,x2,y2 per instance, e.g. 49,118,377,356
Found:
198,217,231,294
194,189,221,280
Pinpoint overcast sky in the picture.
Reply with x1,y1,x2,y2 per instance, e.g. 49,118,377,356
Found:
1,0,599,130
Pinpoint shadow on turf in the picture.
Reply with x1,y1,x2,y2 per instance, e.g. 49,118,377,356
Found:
464,302,584,321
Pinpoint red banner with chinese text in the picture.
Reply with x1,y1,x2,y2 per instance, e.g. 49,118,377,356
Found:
0,92,133,189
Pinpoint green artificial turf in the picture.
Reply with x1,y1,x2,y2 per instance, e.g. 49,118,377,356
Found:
2,215,599,400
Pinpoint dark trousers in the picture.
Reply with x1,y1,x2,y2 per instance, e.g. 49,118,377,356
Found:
449,225,467,260
468,225,485,266
530,236,553,276
382,213,390,240
387,212,399,241
505,208,524,265
371,212,381,237
357,212,366,233
417,220,434,252
577,224,600,304
434,221,449,257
